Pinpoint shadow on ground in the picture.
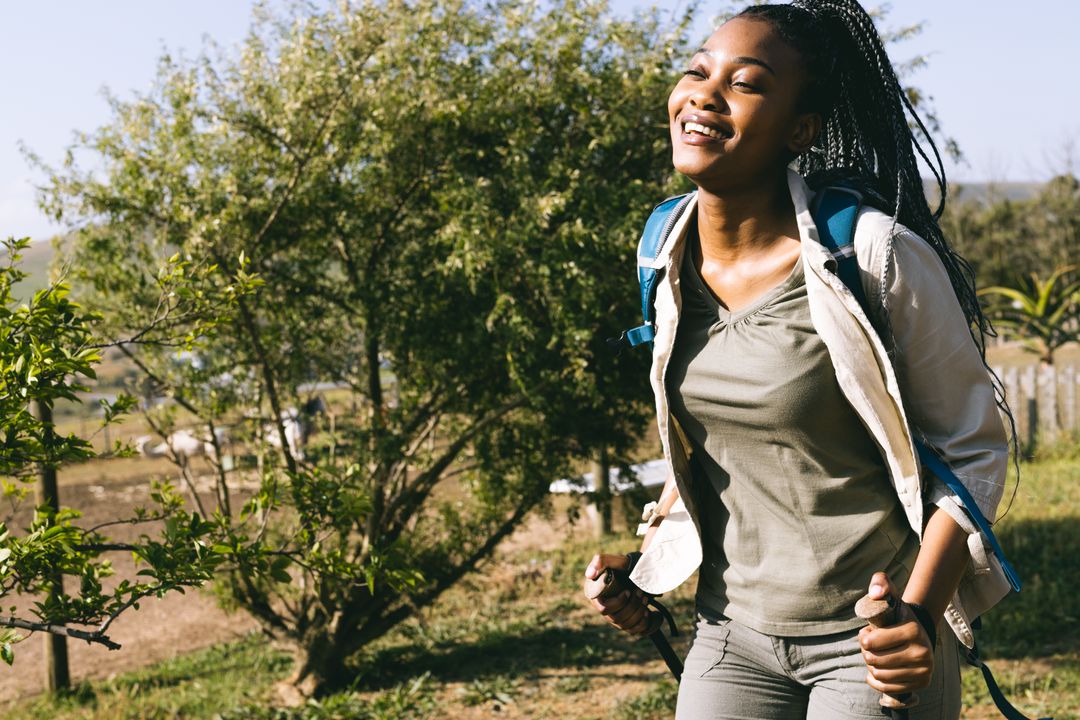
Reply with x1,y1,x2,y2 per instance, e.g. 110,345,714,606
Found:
344,516,1080,693
348,594,697,692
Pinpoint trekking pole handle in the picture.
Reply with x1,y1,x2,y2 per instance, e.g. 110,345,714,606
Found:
855,594,919,712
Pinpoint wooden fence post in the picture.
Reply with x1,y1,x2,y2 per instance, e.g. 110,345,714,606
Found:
1020,365,1038,453
1065,364,1078,434
1038,364,1059,442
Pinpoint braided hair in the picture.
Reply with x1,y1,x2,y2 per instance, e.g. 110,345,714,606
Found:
736,0,1020,506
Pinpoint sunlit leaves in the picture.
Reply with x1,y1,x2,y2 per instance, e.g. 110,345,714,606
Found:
979,264,1080,364
28,0,697,690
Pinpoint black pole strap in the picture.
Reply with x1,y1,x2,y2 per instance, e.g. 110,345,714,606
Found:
649,627,684,681
964,644,1053,720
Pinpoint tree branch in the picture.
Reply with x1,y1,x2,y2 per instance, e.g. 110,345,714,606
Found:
1,616,121,651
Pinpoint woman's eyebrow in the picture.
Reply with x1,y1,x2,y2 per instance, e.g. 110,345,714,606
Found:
693,48,777,76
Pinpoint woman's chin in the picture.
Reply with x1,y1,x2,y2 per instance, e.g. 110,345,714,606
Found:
672,156,724,185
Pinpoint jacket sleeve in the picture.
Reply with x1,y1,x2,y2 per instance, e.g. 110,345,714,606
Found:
872,227,1010,530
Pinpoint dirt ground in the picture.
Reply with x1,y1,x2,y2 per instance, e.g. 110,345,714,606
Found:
0,456,261,704
0,453,614,707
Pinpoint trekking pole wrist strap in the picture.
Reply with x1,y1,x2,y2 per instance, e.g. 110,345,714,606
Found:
904,601,937,648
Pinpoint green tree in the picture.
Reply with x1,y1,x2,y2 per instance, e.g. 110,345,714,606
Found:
0,236,257,663
978,264,1080,365
943,172,1080,292
32,0,692,696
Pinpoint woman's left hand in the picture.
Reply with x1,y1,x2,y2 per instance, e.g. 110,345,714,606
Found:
858,571,935,695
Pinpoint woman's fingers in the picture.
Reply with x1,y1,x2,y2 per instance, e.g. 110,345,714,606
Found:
584,551,652,636
862,640,932,669
590,589,649,632
859,620,923,653
606,591,642,623
859,615,935,693
624,611,652,636
611,603,651,635
865,665,933,694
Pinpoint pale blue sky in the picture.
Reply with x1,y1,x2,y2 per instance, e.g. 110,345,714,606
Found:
2,1,1078,241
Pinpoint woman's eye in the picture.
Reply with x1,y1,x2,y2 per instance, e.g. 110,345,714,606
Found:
682,68,706,79
733,81,758,91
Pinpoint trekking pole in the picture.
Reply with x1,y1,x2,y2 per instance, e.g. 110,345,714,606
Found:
584,567,683,681
856,593,917,720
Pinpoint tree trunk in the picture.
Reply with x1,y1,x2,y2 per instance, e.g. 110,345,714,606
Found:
279,627,352,702
32,400,71,693
592,448,611,537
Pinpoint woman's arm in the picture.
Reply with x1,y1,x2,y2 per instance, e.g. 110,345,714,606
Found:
870,226,1010,532
857,225,1010,693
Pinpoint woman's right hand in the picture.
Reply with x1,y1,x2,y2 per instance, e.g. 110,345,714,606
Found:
584,552,652,636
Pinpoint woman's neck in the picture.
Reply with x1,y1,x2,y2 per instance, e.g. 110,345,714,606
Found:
694,173,800,263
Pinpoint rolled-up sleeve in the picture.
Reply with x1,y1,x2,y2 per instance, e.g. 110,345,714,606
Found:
877,228,1010,529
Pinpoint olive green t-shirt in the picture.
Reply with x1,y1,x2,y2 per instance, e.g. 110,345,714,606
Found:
666,226,919,636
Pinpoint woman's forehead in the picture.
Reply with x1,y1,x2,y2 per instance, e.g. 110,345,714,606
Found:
694,17,800,71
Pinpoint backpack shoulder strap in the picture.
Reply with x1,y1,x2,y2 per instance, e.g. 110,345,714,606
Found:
810,184,868,307
608,192,693,353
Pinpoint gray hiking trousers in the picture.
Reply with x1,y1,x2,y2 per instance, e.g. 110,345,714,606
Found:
675,608,962,719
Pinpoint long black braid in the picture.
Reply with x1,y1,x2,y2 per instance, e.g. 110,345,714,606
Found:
738,1,1020,514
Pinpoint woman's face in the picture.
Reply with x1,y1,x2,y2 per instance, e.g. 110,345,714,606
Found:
668,17,820,192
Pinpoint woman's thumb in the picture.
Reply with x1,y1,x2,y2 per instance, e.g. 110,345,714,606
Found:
867,571,894,600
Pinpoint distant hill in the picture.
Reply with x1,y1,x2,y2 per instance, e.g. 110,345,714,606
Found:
7,237,61,303
927,179,1044,206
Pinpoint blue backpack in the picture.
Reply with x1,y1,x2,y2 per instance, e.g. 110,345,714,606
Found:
614,185,1046,720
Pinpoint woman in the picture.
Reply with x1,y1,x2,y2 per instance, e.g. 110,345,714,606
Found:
584,2,1013,719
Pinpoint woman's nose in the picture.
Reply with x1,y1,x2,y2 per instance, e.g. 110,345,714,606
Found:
689,88,725,113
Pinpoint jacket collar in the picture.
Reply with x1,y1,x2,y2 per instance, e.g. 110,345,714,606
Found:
651,169,837,277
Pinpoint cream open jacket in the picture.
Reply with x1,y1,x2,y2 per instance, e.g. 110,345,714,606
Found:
627,169,1012,649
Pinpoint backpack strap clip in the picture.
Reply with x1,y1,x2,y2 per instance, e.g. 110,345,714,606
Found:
608,193,694,354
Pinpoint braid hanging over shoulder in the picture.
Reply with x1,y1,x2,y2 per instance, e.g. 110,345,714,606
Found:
736,0,1020,505
741,0,978,333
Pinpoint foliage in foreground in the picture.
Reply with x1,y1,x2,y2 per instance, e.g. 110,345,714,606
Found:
32,0,693,697
0,236,258,660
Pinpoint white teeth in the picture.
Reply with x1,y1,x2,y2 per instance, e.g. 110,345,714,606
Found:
683,121,723,138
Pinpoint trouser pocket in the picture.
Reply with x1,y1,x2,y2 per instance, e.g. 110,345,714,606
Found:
683,613,732,679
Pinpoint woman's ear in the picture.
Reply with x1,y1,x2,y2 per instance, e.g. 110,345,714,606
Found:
788,112,822,156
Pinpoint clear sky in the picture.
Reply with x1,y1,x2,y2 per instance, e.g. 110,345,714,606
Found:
2,1,1078,242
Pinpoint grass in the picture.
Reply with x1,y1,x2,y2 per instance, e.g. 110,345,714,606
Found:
9,453,1080,720
15,634,292,719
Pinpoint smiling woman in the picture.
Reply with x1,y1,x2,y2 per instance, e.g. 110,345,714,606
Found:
583,2,1019,719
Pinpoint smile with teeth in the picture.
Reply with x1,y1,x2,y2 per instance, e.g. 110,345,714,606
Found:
683,121,726,139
